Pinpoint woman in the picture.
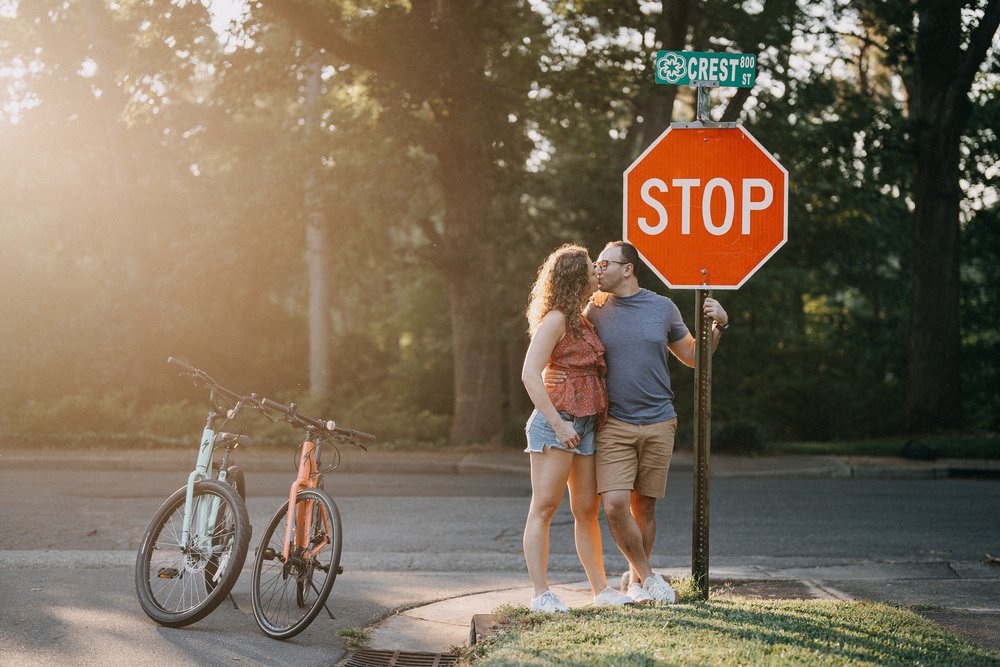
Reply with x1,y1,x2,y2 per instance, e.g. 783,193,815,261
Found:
520,243,633,612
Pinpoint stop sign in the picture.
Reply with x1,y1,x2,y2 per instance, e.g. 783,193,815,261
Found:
623,125,787,289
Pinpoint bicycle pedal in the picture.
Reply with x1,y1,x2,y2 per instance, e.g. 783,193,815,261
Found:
336,565,343,575
262,547,278,561
157,567,180,579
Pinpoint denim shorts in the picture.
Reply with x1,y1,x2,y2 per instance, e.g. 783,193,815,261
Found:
524,409,597,456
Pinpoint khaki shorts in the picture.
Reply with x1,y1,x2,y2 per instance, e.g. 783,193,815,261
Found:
595,416,678,498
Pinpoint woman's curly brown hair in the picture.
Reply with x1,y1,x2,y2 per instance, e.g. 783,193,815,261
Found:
526,243,592,338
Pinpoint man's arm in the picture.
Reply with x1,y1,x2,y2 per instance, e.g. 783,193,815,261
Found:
668,297,729,367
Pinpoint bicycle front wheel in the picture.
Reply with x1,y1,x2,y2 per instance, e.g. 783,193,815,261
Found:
135,479,251,627
251,489,342,640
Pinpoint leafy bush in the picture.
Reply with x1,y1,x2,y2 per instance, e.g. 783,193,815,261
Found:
337,393,451,445
8,393,138,435
713,419,768,454
141,400,205,438
244,391,453,448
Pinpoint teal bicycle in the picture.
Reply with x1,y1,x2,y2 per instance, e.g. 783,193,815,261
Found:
134,357,255,627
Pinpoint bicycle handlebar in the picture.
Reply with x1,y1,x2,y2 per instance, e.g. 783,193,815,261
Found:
254,394,376,444
167,356,251,406
168,357,375,444
167,356,196,374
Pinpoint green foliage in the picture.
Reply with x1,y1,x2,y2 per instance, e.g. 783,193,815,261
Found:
4,394,208,441
961,208,1000,432
338,394,452,445
462,598,999,667
0,1,997,446
713,419,768,454
135,401,205,438
9,393,138,435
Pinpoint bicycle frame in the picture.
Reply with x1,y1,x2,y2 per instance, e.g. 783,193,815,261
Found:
180,409,231,548
281,439,330,565
165,357,251,557
249,395,375,639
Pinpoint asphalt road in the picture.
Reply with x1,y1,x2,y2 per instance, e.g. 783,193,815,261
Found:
1,458,999,665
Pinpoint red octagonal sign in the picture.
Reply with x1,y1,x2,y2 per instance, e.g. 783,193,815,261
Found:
623,125,787,289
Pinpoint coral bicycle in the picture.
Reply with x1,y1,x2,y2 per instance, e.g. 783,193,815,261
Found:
250,396,375,640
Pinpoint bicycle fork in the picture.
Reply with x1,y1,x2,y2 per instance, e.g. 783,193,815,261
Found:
181,427,222,560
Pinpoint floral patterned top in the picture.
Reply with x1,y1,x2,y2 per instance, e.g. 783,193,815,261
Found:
546,315,608,429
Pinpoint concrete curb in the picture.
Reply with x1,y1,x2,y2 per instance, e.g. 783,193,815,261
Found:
3,447,997,479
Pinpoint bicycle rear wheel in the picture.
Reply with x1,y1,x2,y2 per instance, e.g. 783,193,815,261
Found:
135,479,251,627
225,465,247,501
250,488,342,640
205,465,249,593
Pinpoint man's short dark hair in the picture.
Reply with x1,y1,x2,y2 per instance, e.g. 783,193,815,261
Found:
604,240,641,268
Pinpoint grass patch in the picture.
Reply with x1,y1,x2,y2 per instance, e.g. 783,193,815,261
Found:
336,626,370,651
461,598,999,666
768,435,1000,460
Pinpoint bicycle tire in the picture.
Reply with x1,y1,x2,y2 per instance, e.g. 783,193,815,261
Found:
205,465,249,593
135,479,251,627
250,488,342,640
225,465,247,501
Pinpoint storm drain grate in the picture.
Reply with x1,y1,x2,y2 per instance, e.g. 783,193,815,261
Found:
344,649,458,667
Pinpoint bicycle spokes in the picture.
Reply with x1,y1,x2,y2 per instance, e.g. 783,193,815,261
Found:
250,489,342,640
135,480,251,627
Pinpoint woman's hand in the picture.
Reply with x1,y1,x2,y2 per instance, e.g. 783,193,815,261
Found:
555,418,580,448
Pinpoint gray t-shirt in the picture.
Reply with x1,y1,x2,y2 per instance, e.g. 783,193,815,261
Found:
587,288,690,424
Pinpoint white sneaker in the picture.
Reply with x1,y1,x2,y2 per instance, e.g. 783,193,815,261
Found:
642,573,677,603
627,582,654,604
530,590,569,613
593,586,635,607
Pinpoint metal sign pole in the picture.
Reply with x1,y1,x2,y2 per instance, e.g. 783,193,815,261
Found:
692,284,712,599
646,54,765,600
696,82,713,122
692,82,716,600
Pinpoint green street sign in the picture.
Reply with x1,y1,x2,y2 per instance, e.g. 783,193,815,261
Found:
654,50,757,88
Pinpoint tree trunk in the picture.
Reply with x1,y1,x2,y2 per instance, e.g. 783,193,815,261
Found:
437,135,505,443
903,121,964,432
634,0,692,153
303,57,331,396
306,216,331,395
899,0,995,432
445,258,504,443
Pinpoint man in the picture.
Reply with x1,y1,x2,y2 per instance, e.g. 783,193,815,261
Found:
586,241,728,602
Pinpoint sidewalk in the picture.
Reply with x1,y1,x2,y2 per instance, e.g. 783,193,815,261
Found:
359,560,1000,661
362,567,849,655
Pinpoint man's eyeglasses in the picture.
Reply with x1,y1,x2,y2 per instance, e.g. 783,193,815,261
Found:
594,259,629,271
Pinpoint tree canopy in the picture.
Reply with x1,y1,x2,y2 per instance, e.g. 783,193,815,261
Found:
1,0,997,445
